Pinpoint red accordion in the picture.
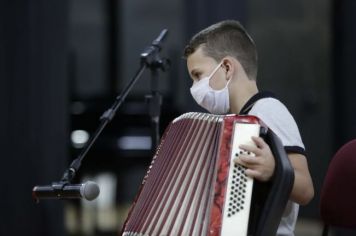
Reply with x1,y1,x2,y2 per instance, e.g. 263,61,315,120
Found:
121,112,294,236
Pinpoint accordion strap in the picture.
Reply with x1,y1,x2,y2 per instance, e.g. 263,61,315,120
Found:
239,91,276,115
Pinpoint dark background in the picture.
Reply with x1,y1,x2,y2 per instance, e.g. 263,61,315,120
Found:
1,0,355,235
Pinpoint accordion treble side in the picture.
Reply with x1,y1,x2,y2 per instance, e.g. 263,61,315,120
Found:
121,112,294,236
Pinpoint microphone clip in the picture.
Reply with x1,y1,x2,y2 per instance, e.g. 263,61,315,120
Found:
51,181,69,191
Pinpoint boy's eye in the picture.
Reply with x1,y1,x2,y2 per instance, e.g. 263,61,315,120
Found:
192,72,201,80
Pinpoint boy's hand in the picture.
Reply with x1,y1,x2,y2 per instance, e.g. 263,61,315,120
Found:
234,136,275,182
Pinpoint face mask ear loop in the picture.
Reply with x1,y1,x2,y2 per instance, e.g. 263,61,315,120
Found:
222,60,233,87
207,61,224,88
206,62,222,79
226,75,232,87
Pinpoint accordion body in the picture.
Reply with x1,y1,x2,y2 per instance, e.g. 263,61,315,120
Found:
121,112,294,236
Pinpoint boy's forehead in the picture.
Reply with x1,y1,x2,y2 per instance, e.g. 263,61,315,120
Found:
187,47,215,71
187,47,206,62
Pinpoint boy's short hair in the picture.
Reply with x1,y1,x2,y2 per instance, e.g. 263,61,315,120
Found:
184,20,258,80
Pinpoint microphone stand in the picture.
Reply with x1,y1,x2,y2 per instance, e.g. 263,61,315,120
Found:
141,29,170,153
33,29,170,201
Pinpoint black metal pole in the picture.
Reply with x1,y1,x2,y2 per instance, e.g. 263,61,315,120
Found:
61,64,147,183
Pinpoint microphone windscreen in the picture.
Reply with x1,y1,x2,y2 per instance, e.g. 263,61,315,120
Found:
81,181,100,200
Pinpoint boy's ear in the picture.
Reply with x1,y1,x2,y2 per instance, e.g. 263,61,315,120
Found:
222,57,234,80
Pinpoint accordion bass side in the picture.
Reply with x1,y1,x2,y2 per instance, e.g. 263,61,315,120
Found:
121,112,294,236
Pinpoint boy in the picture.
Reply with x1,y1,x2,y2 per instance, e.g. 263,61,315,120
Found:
184,20,314,236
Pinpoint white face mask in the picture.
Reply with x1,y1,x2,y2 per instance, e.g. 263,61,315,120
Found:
190,62,230,114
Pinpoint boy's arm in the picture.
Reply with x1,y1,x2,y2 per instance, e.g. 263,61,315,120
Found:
288,153,314,205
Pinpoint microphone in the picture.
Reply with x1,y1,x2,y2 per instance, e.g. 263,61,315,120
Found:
152,29,168,50
141,29,169,60
32,181,100,202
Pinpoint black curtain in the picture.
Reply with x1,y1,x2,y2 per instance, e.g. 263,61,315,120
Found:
0,1,68,235
184,0,247,40
333,0,356,149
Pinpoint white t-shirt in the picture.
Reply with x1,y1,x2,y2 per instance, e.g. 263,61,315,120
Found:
242,93,305,236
